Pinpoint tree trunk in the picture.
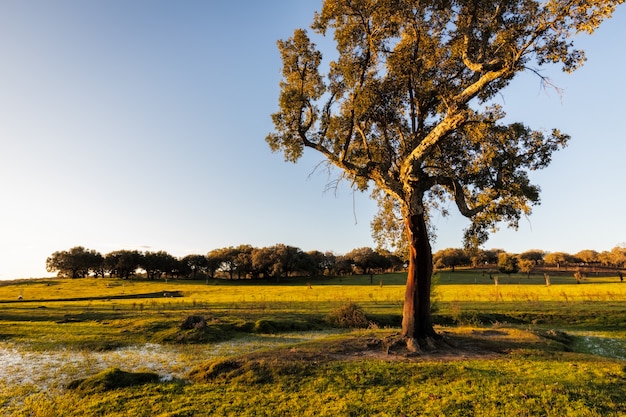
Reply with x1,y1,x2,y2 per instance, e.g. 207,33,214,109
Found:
401,212,439,345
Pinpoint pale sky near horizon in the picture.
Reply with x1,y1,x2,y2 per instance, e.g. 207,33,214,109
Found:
0,1,624,280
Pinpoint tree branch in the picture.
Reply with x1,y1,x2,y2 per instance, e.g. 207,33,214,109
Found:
399,110,469,182
431,176,486,218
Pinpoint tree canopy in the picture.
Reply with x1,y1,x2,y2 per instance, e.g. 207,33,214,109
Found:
267,0,622,346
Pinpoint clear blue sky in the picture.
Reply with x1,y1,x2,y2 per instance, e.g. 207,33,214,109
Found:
1,1,624,280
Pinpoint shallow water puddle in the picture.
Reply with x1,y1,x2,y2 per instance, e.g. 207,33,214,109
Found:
569,332,626,360
0,331,338,390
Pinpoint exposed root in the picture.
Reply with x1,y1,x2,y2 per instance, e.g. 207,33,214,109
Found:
379,333,451,356
406,337,420,353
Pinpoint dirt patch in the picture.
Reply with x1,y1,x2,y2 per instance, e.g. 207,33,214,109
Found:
187,331,514,384
317,331,507,362
188,328,546,383
243,327,561,364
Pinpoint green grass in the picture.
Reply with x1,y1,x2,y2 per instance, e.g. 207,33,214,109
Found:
1,272,625,416
5,344,626,416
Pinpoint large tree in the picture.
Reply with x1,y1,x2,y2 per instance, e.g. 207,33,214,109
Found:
267,0,622,348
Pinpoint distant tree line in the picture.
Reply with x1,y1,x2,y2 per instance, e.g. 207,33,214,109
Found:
433,246,626,276
45,245,405,280
46,244,626,281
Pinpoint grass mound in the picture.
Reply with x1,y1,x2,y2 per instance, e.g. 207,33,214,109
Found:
188,356,317,385
67,368,160,393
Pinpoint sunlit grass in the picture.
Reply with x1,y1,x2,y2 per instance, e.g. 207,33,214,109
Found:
3,272,624,308
5,351,625,416
2,273,626,348
1,273,625,416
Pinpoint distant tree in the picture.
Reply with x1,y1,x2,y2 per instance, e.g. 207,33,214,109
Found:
265,0,619,345
517,250,543,278
251,246,275,279
250,244,307,281
208,247,239,279
306,250,329,276
105,250,142,279
175,258,192,278
598,250,613,267
544,252,571,269
92,255,107,278
206,248,226,278
344,247,388,275
519,250,545,264
333,255,354,276
377,248,405,272
182,254,209,279
206,249,226,279
140,251,178,280
433,248,470,272
293,250,317,276
281,245,306,280
234,245,254,279
518,258,535,278
140,251,159,280
498,253,519,277
483,249,505,265
321,251,338,275
571,249,599,265
85,249,104,277
277,244,308,279
168,257,186,279
466,248,487,268
46,246,103,278
609,246,626,268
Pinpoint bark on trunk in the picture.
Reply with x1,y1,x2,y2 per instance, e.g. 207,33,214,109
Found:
401,212,438,344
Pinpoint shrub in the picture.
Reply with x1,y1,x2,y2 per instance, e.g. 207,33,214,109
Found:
325,302,369,328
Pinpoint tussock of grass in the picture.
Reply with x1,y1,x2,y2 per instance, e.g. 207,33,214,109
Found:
188,357,309,385
66,368,160,393
252,317,321,333
189,358,243,381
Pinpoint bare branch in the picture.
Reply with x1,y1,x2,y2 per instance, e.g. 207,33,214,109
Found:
523,66,565,101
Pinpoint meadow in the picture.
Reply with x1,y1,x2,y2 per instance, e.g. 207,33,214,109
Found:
0,270,625,416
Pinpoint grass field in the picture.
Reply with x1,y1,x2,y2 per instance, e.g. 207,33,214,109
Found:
1,271,625,416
